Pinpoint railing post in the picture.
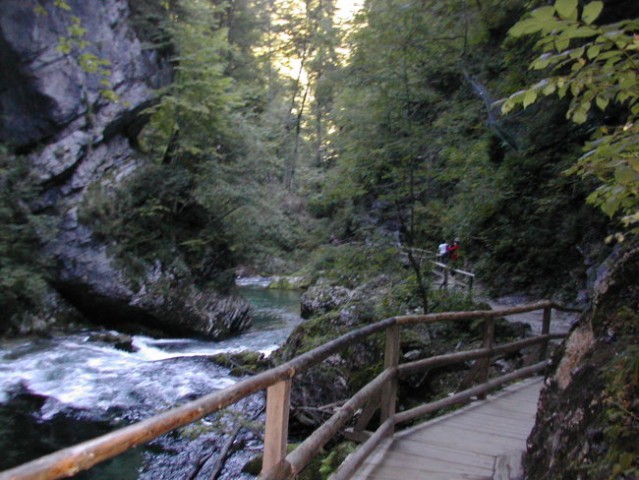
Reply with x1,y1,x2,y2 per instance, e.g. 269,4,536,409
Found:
477,317,495,399
262,379,292,475
380,323,400,432
539,307,552,361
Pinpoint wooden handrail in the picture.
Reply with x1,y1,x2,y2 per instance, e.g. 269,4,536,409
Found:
400,247,475,278
398,333,566,377
0,301,575,480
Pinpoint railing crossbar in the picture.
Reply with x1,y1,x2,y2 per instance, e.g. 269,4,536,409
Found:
394,361,548,425
398,333,566,377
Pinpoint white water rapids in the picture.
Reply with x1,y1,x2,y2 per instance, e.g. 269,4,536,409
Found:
0,278,302,421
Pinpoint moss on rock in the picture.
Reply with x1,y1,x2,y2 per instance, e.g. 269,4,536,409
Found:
524,243,639,479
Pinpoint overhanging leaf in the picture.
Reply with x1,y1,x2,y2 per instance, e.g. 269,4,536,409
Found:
596,95,610,111
587,44,601,59
523,90,538,108
614,165,639,186
582,1,604,25
555,0,578,20
508,18,545,37
531,6,556,21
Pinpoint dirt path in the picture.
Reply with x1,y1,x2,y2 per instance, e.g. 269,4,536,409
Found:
482,294,580,335
433,269,581,335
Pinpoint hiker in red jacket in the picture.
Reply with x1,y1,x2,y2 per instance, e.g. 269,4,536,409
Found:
447,239,461,273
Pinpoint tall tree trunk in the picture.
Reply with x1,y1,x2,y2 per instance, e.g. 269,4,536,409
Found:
286,80,310,190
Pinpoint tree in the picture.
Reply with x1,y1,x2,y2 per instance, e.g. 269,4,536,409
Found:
323,0,498,311
0,149,53,332
81,0,322,278
502,0,639,237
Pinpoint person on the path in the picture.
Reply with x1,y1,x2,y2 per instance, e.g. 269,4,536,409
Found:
447,239,461,274
437,241,449,261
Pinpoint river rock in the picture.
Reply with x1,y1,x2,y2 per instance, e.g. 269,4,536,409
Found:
88,331,138,352
300,282,352,319
0,1,251,338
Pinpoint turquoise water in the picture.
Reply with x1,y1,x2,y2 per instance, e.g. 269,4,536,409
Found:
0,280,302,477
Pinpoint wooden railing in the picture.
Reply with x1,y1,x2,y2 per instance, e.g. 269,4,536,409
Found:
400,247,475,292
0,301,577,480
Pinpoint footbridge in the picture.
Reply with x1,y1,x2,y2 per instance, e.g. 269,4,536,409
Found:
350,377,543,479
0,301,578,480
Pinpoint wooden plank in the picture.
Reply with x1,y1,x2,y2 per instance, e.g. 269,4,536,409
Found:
393,378,542,436
353,469,462,480
479,403,538,418
387,439,495,470
463,400,536,417
398,379,541,435
374,449,494,475
356,461,491,480
454,413,536,432
262,379,291,474
441,421,532,441
395,365,546,426
444,418,532,440
455,411,536,429
401,429,524,457
348,379,543,480
480,393,540,407
446,415,535,435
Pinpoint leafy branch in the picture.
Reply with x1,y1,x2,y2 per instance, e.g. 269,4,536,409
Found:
500,0,639,235
37,0,119,102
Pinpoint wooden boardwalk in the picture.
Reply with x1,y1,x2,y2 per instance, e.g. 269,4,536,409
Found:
350,377,543,480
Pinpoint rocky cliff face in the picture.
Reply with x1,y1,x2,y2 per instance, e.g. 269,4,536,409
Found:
523,244,639,479
0,0,251,338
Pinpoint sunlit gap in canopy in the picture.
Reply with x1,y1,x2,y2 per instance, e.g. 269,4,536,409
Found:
263,0,363,83
335,0,363,25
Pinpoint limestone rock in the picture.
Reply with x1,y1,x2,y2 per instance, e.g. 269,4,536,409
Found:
523,243,639,479
0,0,251,338
300,282,353,319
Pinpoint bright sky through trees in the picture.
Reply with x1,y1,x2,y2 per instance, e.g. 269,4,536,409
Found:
335,0,363,24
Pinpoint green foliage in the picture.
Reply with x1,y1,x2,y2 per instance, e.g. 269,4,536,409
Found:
0,149,54,332
302,243,402,289
503,1,639,234
141,2,239,158
323,0,488,275
45,3,118,102
599,345,639,478
80,0,323,282
80,162,237,288
319,0,604,296
317,442,357,479
375,274,425,318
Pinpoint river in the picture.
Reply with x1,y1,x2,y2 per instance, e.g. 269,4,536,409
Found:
0,279,302,479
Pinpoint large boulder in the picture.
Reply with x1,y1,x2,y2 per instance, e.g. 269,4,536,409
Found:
0,0,251,338
300,282,353,319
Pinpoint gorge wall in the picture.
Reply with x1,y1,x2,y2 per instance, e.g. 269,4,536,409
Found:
524,243,639,479
0,0,251,338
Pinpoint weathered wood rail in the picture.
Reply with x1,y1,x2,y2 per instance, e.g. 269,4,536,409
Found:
0,301,577,480
400,247,475,292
